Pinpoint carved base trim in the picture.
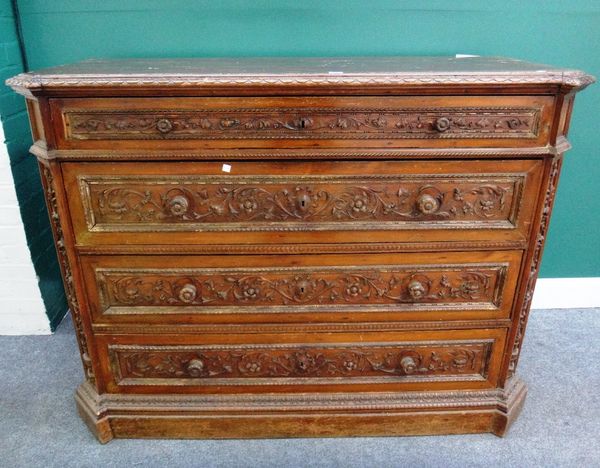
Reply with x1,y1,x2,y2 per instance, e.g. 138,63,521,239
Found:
74,376,526,442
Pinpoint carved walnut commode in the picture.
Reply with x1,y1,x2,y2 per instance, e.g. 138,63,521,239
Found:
7,57,593,442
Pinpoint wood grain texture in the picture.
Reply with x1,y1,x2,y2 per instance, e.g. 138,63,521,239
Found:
80,251,521,325
50,96,555,150
7,56,592,441
62,159,544,247
74,375,527,442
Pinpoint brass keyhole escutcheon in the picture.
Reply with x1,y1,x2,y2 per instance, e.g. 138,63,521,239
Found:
299,117,312,129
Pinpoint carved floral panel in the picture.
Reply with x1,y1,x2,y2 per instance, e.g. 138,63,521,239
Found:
109,341,492,385
65,107,540,140
79,174,522,232
95,264,506,314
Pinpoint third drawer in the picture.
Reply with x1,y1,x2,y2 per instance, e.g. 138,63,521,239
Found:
81,250,523,326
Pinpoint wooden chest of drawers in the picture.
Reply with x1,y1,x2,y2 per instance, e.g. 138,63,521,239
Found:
7,57,593,442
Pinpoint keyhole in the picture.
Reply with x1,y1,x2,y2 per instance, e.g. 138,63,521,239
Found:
300,287,305,293
301,200,306,207
300,118,308,128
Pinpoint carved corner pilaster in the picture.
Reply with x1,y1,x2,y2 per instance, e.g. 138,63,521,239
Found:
507,156,562,378
39,163,96,384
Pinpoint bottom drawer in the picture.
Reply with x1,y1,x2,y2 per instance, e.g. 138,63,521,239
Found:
96,329,507,393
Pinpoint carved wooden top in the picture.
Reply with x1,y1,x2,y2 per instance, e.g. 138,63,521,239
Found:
6,56,594,95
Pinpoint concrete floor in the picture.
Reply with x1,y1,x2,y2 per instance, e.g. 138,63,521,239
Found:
1,308,599,468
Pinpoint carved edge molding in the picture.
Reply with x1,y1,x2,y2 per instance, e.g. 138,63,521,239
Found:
39,142,569,161
76,374,524,413
40,165,95,383
91,319,513,335
76,240,527,255
507,156,561,377
6,70,595,90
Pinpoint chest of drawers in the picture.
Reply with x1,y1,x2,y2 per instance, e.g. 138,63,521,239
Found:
7,57,593,442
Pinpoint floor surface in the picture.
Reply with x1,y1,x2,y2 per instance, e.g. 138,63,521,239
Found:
1,309,599,468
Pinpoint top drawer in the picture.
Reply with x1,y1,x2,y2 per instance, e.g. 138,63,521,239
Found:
49,96,554,150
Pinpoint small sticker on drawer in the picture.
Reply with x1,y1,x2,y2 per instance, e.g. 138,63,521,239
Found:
222,164,232,173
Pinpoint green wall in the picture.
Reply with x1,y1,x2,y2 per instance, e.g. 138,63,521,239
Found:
13,0,600,277
1,0,66,329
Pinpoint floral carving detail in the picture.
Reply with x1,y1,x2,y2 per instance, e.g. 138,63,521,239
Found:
98,267,500,310
68,107,539,140
508,157,561,377
112,343,489,382
42,167,95,382
89,177,516,229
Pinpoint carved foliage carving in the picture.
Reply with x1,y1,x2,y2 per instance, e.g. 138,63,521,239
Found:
508,157,561,377
97,265,504,312
82,175,520,231
66,107,540,140
110,342,491,384
41,166,95,382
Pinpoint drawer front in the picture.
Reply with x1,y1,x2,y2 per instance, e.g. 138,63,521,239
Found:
97,329,507,393
63,159,543,246
50,96,554,149
81,251,522,325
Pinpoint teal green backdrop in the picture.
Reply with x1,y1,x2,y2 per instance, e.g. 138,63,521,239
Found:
13,0,600,277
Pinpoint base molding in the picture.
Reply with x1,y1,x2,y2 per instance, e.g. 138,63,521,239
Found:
74,377,527,443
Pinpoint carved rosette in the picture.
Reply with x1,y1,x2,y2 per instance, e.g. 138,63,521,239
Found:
41,165,95,383
507,157,561,378
84,175,518,231
110,342,491,384
66,107,540,140
97,266,502,312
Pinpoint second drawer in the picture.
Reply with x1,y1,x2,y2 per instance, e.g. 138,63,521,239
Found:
63,159,544,247
81,250,522,325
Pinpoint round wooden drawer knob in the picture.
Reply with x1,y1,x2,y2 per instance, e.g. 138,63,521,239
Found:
178,284,198,303
434,117,451,132
156,118,174,133
417,194,440,214
408,280,426,300
400,356,417,374
187,359,205,376
168,195,190,216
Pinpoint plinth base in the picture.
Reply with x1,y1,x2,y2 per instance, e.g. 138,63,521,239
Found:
75,377,526,443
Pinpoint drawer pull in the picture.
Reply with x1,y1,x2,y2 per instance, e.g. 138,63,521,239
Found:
400,356,418,374
434,117,451,132
186,358,205,376
407,280,427,300
416,193,440,215
156,118,174,133
178,284,198,303
168,195,190,216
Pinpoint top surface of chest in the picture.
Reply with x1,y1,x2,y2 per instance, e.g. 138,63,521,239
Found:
6,56,593,96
